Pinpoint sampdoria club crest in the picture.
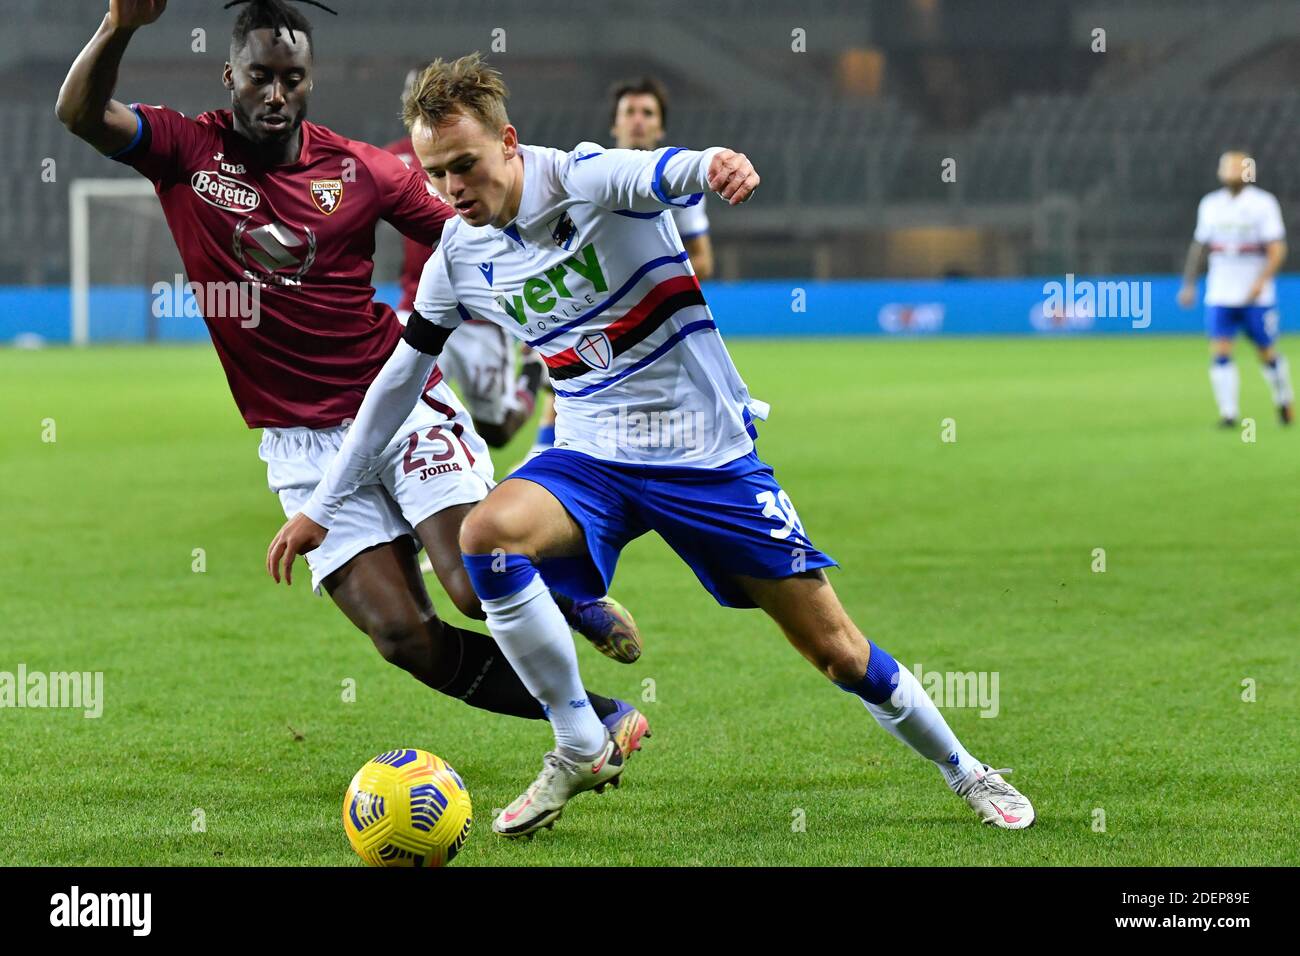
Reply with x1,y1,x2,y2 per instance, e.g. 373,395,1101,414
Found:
575,331,613,370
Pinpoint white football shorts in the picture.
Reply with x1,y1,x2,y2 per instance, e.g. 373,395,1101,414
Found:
260,377,495,592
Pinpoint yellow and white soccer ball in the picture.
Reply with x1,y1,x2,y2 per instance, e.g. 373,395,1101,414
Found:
343,749,472,867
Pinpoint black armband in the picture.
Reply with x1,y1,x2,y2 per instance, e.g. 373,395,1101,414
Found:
402,310,454,355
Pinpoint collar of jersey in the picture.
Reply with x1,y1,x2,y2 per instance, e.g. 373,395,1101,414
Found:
488,144,540,245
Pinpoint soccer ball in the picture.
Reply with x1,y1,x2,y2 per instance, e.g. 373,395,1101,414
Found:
343,749,472,867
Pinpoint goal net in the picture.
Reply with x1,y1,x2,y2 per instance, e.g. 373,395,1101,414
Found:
68,178,199,346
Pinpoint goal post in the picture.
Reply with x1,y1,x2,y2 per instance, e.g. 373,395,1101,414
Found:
69,177,185,346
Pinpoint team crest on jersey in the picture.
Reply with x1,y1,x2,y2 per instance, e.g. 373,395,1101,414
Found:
549,211,577,250
309,179,344,215
574,331,613,371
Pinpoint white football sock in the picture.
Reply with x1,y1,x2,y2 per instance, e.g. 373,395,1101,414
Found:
1210,359,1240,420
478,572,607,759
859,664,981,791
1262,355,1294,407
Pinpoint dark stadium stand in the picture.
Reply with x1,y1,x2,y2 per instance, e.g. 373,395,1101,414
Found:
1,0,1295,280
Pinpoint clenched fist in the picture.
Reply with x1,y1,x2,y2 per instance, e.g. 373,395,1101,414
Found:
707,149,760,205
108,0,167,30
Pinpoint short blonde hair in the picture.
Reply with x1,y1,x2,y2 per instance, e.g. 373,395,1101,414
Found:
403,52,510,134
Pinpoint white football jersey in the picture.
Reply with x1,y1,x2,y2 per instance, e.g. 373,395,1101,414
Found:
415,142,766,467
671,193,709,239
1194,185,1286,307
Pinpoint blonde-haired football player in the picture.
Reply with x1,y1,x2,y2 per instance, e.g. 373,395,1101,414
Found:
271,53,1036,837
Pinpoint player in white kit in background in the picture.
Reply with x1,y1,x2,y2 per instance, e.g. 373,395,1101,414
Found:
1178,150,1292,426
523,76,714,462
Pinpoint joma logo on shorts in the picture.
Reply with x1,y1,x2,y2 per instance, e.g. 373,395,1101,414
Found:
494,242,607,325
418,462,462,480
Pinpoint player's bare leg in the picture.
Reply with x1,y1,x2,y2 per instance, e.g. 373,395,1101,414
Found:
737,570,1036,829
415,504,484,620
1255,343,1294,425
1210,337,1239,426
324,536,544,719
321,533,631,727
458,479,633,837
324,538,455,684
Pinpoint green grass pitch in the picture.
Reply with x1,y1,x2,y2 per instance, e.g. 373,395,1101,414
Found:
1,336,1296,866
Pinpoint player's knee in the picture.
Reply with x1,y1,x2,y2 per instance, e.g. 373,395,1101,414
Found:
805,626,871,685
457,507,497,554
825,649,872,685
458,502,530,555
366,616,439,673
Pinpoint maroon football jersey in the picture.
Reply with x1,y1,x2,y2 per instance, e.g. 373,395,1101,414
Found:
113,105,455,428
381,136,433,315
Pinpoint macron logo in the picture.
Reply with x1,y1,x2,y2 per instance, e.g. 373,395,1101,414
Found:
50,886,152,937
478,262,494,286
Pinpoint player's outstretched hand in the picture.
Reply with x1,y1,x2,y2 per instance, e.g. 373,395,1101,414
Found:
1176,284,1197,309
707,149,760,205
267,512,327,586
108,0,167,30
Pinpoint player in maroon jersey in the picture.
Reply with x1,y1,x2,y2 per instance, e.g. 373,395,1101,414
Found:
383,70,546,449
56,0,647,741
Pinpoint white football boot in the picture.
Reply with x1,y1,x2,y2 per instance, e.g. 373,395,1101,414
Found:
492,735,626,838
957,765,1036,829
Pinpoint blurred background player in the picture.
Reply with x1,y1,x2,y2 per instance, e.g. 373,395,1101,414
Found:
1179,150,1291,426
385,68,546,449
57,0,642,733
524,76,714,462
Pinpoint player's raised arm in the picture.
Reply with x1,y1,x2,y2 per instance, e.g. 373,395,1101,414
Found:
564,143,760,213
55,0,167,155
